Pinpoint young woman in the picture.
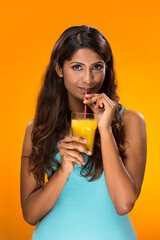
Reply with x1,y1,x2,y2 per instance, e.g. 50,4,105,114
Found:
21,25,147,240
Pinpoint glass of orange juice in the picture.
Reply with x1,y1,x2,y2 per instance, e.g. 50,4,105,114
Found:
71,112,98,154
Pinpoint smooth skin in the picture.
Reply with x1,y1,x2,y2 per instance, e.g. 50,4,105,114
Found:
21,48,147,225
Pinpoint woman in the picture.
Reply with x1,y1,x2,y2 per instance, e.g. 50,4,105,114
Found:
21,25,147,240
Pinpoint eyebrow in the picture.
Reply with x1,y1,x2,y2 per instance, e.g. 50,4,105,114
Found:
70,61,105,65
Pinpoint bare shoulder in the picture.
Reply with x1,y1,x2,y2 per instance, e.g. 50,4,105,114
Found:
22,119,35,157
122,109,145,121
121,109,147,147
122,109,146,130
26,119,34,133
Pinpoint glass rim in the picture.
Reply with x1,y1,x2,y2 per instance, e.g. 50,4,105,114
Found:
71,112,94,115
71,112,97,119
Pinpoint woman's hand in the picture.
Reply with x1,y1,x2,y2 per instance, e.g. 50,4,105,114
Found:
58,136,92,175
83,93,117,132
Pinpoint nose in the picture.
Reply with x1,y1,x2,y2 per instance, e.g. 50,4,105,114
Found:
82,68,93,85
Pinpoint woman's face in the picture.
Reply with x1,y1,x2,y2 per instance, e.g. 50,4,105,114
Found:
60,48,106,103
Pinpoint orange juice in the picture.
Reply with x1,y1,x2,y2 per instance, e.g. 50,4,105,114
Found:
71,119,98,152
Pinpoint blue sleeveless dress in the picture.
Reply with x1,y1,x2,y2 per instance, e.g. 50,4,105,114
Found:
32,108,137,240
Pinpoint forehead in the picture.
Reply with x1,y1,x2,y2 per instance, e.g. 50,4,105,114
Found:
66,48,103,63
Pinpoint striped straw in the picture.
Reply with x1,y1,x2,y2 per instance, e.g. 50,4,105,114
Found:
84,90,88,119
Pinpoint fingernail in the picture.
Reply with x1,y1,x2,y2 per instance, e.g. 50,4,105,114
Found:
88,151,92,155
82,162,85,165
83,139,87,143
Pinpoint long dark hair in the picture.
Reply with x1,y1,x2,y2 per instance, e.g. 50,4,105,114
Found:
29,25,125,187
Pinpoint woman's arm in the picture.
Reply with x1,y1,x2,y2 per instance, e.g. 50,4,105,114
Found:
84,93,147,216
100,110,147,215
21,121,70,226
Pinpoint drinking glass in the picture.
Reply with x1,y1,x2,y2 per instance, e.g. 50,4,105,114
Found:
71,112,98,154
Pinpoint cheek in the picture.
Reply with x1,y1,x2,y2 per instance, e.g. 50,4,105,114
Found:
95,70,105,83
63,71,75,86
63,69,82,88
93,71,106,92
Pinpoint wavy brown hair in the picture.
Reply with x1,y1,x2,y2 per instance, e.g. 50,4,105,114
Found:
28,25,125,187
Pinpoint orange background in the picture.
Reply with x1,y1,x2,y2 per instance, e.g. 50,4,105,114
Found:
0,0,160,239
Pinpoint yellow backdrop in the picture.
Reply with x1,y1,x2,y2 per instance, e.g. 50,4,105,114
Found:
0,0,160,239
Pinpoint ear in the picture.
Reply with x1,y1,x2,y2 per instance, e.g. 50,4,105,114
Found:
55,64,63,78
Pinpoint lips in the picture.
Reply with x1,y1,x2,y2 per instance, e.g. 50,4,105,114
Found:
78,87,94,93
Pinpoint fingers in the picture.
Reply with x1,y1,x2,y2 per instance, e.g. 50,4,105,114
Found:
95,94,116,109
58,136,92,168
60,149,86,167
60,136,92,154
84,93,117,110
60,135,87,144
84,93,99,105
59,140,92,155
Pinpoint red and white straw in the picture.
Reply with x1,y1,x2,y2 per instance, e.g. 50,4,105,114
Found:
84,90,88,119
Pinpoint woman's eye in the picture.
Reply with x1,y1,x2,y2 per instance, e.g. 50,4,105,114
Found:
93,65,103,70
72,65,82,71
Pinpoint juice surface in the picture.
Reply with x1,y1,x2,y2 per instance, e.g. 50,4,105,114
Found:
71,119,98,152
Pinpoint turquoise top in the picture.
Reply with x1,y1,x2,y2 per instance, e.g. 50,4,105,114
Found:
32,107,137,240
